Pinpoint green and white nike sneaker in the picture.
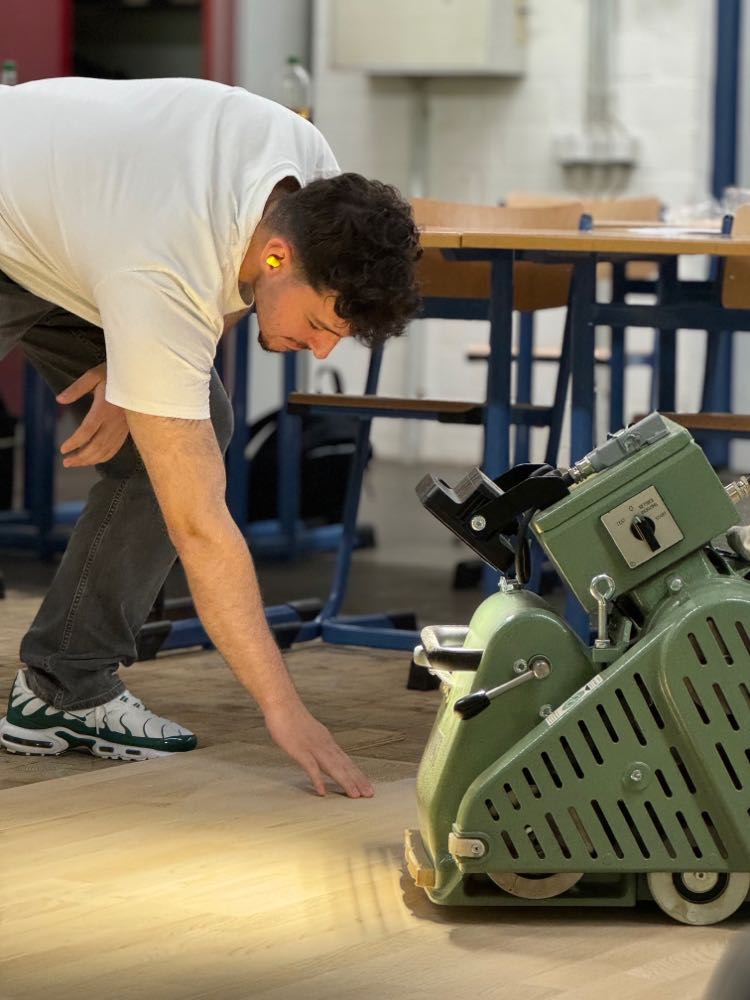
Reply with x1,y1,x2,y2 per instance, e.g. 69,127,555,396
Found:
0,668,197,761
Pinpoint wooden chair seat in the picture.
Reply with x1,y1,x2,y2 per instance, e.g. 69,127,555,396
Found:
466,344,613,363
653,412,750,433
287,392,555,427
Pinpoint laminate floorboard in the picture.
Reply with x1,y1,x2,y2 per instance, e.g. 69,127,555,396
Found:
0,742,739,1000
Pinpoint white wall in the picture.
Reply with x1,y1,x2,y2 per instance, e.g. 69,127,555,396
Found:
309,0,716,467
233,0,311,421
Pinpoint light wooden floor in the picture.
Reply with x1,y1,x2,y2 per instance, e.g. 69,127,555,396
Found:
0,592,745,999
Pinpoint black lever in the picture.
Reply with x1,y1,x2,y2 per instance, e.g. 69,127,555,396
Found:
631,515,660,552
454,691,492,719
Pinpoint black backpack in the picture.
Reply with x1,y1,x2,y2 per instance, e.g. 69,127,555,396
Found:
245,368,372,525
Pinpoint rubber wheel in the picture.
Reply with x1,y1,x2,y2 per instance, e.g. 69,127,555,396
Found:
647,871,750,925
488,871,583,899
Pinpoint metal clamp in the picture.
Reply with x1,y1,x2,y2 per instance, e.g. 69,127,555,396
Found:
414,625,484,672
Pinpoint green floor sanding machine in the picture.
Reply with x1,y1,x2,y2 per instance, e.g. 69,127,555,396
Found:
405,413,750,925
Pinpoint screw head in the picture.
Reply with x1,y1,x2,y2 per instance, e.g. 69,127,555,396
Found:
668,577,684,593
513,659,528,675
470,843,483,856
630,768,643,782
539,704,552,718
470,515,486,532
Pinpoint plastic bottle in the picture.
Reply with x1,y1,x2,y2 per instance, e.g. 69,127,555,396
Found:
1,59,17,85
282,56,311,121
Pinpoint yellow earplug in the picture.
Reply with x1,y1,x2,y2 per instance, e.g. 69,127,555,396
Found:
266,255,281,268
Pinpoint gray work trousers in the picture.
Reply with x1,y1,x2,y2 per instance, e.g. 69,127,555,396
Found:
0,270,234,710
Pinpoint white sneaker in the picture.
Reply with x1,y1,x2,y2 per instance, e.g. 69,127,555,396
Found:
0,668,197,761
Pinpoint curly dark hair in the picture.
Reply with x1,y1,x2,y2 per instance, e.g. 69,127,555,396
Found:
265,172,422,348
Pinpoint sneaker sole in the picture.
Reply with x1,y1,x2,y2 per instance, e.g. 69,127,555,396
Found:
0,717,173,761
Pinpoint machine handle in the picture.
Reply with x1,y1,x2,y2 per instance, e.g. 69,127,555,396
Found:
454,692,491,719
418,625,484,671
454,656,552,719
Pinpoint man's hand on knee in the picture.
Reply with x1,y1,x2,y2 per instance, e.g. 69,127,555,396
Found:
57,363,129,467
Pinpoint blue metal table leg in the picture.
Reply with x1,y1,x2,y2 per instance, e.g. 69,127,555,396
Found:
277,351,302,558
567,255,598,638
514,311,534,464
655,258,678,413
545,305,572,467
608,262,626,433
481,251,514,595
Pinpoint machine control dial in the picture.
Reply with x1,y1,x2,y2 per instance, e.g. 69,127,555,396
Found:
601,486,683,568
630,515,660,551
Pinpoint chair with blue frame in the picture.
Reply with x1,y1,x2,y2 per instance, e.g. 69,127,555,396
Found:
286,197,586,652
658,202,750,445
501,193,665,442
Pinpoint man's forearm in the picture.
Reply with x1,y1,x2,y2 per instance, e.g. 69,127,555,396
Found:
174,516,300,713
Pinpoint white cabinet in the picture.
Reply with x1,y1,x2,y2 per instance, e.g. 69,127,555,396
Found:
330,0,527,77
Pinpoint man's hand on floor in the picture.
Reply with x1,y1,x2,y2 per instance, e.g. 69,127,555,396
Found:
264,702,375,799
57,363,129,467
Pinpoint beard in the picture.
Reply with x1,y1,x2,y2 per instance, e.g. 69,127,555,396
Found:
257,329,283,353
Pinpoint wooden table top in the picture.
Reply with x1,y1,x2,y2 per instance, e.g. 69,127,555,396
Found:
419,224,750,256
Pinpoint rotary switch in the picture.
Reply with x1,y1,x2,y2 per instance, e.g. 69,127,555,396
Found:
630,515,660,552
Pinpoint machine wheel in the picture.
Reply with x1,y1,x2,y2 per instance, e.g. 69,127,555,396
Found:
488,872,583,899
647,871,750,925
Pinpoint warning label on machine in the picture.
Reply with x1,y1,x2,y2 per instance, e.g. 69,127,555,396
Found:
544,672,604,727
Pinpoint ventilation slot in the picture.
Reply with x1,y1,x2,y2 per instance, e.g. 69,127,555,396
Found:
644,801,676,858
670,746,696,793
500,830,518,859
596,704,619,742
615,688,647,746
702,811,728,859
578,721,603,764
545,813,571,859
617,800,651,858
655,768,673,798
736,621,750,656
683,676,710,724
590,800,624,859
634,673,664,728
525,825,545,860
503,782,521,810
708,617,733,664
688,632,707,665
716,742,742,789
676,810,702,858
540,751,562,789
560,736,584,778
485,798,500,822
740,682,750,714
568,806,597,858
522,767,542,799
713,684,739,730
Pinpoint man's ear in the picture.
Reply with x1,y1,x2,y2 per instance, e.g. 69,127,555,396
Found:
262,238,293,272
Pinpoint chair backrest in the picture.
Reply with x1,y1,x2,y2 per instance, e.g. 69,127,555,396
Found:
504,192,579,209
581,196,663,223
723,204,750,308
413,198,584,311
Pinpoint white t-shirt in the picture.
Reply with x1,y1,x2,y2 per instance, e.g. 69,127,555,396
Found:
0,77,340,418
